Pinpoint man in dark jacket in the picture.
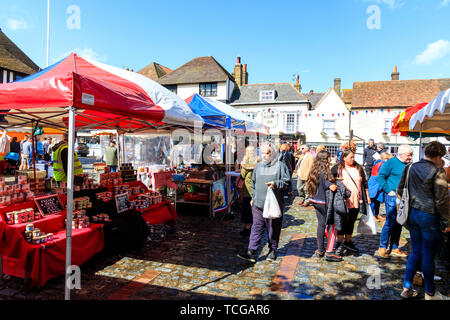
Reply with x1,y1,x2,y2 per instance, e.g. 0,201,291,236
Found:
237,143,290,263
363,139,377,179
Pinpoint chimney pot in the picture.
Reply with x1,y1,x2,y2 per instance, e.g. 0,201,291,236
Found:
243,64,247,72
334,78,341,95
296,75,299,85
237,55,241,64
126,68,129,71
391,66,400,80
309,90,314,94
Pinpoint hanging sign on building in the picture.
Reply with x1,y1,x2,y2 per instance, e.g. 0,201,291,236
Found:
262,110,278,128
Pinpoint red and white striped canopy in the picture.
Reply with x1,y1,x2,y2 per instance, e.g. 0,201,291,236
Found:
0,53,203,131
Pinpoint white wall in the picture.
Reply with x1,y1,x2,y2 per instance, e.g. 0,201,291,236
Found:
177,83,199,100
233,103,309,135
176,81,228,101
304,89,349,143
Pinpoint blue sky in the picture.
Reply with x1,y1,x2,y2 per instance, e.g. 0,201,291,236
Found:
1,0,449,92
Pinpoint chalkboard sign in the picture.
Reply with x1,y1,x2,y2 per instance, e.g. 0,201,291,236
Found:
115,193,130,214
35,194,64,216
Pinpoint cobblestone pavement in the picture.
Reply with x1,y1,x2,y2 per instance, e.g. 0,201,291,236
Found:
0,182,449,300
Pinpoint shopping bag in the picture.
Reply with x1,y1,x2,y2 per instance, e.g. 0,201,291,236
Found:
357,204,377,235
263,187,282,219
396,165,412,226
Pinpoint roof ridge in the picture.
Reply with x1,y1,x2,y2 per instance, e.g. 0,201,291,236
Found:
287,83,309,100
242,82,292,86
354,78,450,84
0,29,40,73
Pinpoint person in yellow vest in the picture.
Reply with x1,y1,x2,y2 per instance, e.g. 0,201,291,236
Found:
52,133,83,186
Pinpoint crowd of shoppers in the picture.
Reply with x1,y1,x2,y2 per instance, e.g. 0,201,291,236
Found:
235,138,449,300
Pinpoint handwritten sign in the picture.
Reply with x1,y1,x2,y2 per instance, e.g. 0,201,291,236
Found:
35,194,64,216
115,193,130,214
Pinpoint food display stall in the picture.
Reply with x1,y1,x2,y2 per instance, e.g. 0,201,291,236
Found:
0,53,203,297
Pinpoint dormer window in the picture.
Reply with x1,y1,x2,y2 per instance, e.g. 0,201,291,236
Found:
260,90,275,101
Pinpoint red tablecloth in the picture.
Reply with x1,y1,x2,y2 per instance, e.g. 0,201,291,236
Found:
150,170,177,191
0,202,104,288
140,200,177,225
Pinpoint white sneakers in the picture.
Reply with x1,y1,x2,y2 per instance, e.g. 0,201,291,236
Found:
425,291,450,300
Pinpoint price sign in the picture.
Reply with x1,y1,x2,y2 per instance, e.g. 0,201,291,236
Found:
115,193,130,214
34,194,64,216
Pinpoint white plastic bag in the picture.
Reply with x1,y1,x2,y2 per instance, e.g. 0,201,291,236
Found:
263,187,282,219
357,204,377,235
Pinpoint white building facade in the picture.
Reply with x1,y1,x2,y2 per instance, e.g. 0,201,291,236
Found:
230,83,310,135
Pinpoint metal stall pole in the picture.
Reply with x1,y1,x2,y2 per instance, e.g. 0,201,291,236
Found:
419,123,423,159
225,129,233,216
64,106,76,300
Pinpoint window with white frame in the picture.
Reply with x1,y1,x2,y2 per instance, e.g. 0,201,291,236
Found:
325,145,340,157
285,113,296,133
322,120,336,135
259,90,275,101
384,119,394,135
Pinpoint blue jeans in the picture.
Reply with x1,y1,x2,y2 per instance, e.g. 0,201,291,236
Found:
370,199,381,217
109,165,117,173
379,195,402,249
403,208,440,295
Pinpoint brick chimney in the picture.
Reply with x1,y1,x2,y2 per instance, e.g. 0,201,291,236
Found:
232,55,244,86
243,64,248,85
391,66,399,80
334,78,341,96
294,75,301,92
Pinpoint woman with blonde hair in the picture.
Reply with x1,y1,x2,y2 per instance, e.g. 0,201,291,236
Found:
240,146,260,236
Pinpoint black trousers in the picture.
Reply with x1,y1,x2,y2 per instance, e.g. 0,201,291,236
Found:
241,197,253,224
313,203,327,252
338,208,359,236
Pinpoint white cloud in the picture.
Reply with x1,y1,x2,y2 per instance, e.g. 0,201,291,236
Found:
362,0,405,10
58,48,107,63
441,0,450,7
6,18,28,30
413,40,450,65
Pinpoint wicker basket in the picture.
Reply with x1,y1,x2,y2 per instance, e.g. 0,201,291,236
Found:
17,170,47,179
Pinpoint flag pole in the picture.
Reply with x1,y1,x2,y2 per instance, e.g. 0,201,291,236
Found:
46,0,50,67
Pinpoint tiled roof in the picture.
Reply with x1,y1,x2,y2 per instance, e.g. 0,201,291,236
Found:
342,89,352,104
0,28,40,74
137,62,172,81
303,92,325,109
157,56,234,85
351,79,450,108
229,83,309,105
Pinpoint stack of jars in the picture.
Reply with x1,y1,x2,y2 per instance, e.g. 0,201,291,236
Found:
100,172,122,187
90,213,110,223
0,178,34,206
5,208,40,225
23,223,54,245
113,184,130,196
95,191,113,202
65,210,90,229
73,197,92,210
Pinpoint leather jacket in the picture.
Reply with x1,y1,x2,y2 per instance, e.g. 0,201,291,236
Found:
397,159,449,227
326,181,352,231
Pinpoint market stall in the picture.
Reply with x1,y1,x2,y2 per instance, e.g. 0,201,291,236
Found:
183,94,265,217
0,53,203,297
